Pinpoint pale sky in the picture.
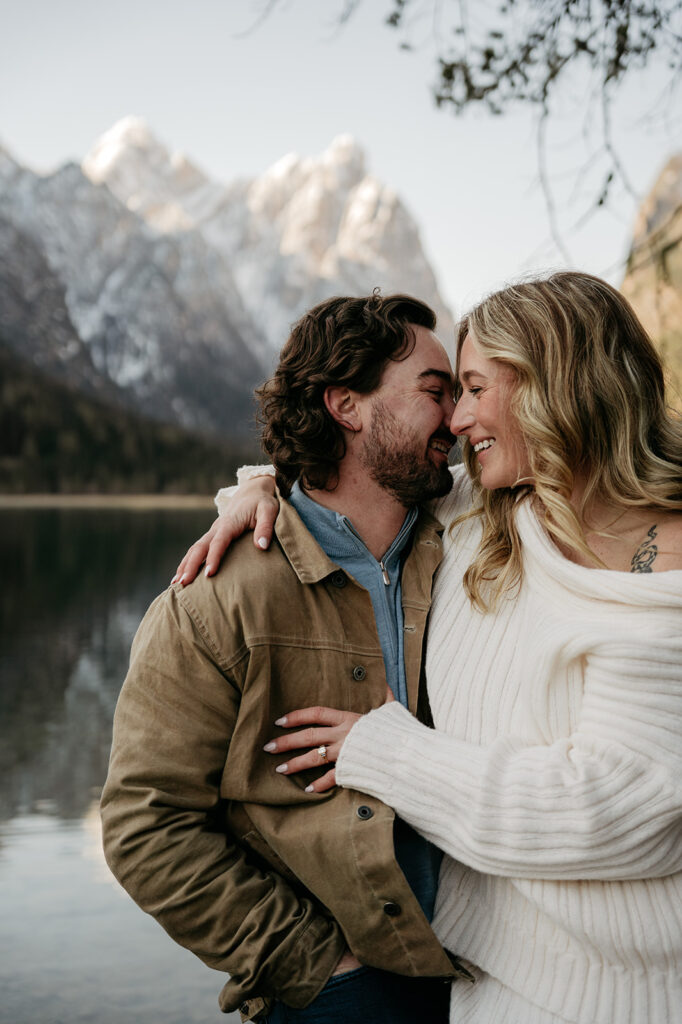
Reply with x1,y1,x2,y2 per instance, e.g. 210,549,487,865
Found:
1,0,680,314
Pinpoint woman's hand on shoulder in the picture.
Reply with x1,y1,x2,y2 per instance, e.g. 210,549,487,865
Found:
171,477,279,585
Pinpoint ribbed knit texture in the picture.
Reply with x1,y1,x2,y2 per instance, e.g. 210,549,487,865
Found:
215,465,276,515
336,466,682,1024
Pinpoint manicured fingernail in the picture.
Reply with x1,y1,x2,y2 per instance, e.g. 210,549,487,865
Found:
274,716,287,726
263,742,277,752
305,785,315,793
204,565,213,577
257,537,268,549
171,575,179,584
180,573,188,585
275,763,288,773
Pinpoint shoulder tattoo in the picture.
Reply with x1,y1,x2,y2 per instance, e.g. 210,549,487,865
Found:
630,525,658,573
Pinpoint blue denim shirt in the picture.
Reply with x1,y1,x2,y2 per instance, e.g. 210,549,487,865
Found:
288,481,441,921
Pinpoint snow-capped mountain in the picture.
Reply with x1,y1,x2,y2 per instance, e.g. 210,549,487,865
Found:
0,120,454,439
0,212,107,397
82,117,454,356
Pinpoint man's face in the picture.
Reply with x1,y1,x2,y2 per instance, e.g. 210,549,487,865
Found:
358,325,456,506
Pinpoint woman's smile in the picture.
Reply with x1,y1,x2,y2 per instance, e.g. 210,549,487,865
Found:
451,333,531,489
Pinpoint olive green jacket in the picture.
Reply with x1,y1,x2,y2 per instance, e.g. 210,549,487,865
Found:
101,497,459,1020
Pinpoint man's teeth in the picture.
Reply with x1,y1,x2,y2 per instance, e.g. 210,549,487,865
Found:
430,440,450,453
473,439,496,453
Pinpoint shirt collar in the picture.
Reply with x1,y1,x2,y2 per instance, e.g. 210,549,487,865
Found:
288,479,418,567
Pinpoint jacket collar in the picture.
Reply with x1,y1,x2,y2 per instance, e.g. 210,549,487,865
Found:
274,489,444,586
274,491,342,584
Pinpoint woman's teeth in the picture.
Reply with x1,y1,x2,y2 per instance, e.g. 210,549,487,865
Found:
473,439,496,453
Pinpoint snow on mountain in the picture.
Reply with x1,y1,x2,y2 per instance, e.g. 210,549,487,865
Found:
0,152,266,436
1,119,455,442
82,120,455,354
82,116,227,231
0,213,109,396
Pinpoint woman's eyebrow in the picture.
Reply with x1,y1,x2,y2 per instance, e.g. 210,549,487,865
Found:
460,369,485,383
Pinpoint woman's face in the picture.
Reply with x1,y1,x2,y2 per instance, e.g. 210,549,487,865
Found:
451,333,532,490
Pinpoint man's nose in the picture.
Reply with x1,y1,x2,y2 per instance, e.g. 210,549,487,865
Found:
442,395,456,423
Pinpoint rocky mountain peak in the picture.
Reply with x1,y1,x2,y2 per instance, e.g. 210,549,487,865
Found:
246,135,366,222
83,117,209,222
77,121,454,349
0,143,23,187
85,115,165,165
322,133,366,183
1,122,455,442
0,140,17,164
621,152,682,406
629,153,682,249
83,116,159,180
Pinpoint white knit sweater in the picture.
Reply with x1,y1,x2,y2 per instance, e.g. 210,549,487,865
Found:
336,466,682,1024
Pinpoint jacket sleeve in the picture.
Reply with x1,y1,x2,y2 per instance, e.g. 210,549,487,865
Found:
101,587,345,1012
335,624,682,882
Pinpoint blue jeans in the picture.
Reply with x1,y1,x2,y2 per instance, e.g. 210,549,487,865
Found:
262,965,451,1023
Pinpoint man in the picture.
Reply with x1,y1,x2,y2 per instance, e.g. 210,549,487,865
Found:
101,293,468,1023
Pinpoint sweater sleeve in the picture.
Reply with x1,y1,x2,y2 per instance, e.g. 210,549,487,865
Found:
215,463,470,519
215,465,276,515
101,587,345,1011
335,632,682,881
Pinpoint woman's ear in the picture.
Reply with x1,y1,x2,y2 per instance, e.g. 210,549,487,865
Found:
323,386,363,432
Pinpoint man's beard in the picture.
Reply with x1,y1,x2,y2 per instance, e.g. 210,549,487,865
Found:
359,399,454,506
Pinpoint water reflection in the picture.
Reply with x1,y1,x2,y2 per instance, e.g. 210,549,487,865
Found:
0,508,240,1023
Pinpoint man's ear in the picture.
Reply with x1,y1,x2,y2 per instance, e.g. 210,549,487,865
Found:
323,386,363,432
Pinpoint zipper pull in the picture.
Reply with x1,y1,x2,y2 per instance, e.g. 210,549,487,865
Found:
380,561,390,586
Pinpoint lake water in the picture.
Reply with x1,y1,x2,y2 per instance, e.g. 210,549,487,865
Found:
0,507,241,1024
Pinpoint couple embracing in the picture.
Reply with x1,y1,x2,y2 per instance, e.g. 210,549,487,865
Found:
102,276,682,1024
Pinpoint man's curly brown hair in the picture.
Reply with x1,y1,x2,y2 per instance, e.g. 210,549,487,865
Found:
257,291,437,494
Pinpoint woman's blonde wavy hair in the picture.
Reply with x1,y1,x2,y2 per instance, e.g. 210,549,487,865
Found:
456,271,682,611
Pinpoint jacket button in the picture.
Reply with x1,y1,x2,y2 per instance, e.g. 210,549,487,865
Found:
383,901,402,917
352,665,366,681
330,571,347,588
357,805,373,820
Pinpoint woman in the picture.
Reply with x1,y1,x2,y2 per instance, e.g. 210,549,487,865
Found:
175,272,682,1023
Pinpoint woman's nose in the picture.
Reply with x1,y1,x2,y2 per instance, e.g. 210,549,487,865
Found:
450,402,474,436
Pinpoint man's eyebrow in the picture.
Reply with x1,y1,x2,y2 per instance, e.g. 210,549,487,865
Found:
417,369,454,386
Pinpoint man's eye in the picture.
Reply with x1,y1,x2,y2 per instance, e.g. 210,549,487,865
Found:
426,390,443,400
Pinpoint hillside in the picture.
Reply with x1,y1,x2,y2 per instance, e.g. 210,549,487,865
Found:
0,344,258,494
621,154,682,407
